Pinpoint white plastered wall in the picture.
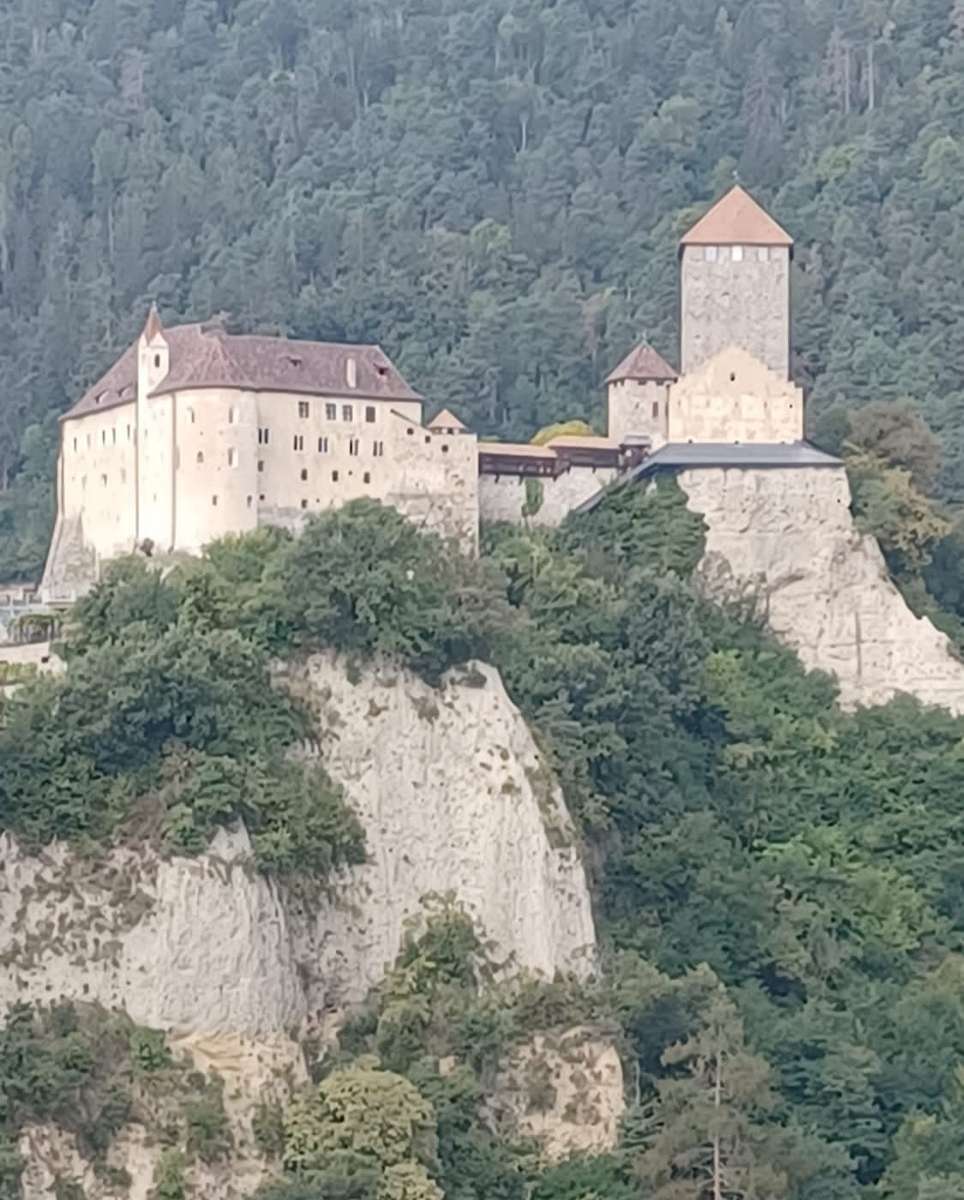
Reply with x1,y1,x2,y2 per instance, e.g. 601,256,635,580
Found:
60,405,137,561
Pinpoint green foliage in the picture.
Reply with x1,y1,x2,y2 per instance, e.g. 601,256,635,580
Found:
521,478,544,520
0,558,365,874
274,501,511,683
151,1150,187,1200
530,421,595,447
847,450,950,575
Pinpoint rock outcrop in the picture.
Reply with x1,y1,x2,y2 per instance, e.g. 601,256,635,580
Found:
1,654,602,1195
680,465,964,714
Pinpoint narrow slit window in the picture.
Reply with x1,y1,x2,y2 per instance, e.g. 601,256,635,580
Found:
212,495,218,506
652,400,659,419
349,438,359,456
196,451,204,464
318,436,329,453
228,448,238,467
229,406,238,425
293,434,304,451
332,470,339,482
258,460,264,473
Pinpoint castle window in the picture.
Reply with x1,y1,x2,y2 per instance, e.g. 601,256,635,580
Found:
121,469,127,483
318,436,329,453
101,474,108,486
82,475,87,490
101,430,106,446
332,470,339,482
73,437,77,452
228,448,238,467
326,403,337,420
365,406,376,423
258,460,264,473
229,407,238,424
731,245,744,263
441,444,449,453
300,499,308,510
293,434,304,451
154,354,161,369
127,425,131,441
424,435,431,444
342,405,353,422
187,408,195,424
406,428,413,437
298,401,310,419
258,427,270,445
373,441,384,457
212,495,218,506
346,357,357,389
349,438,359,456
112,428,117,445
259,494,265,501
652,400,659,419
363,471,371,484
757,246,769,262
300,468,308,481
196,451,204,464
247,495,253,508
705,246,718,263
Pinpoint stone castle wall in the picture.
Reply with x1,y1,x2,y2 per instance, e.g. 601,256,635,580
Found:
479,466,617,527
680,244,790,378
668,347,803,445
607,379,670,448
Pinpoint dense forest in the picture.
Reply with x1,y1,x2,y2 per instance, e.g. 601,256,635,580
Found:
5,0,964,575
7,495,964,1198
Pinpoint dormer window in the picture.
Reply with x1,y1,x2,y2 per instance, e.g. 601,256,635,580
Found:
346,357,357,389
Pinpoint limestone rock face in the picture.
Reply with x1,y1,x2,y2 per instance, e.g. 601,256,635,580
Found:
680,465,964,714
486,1026,626,1161
1,654,600,1195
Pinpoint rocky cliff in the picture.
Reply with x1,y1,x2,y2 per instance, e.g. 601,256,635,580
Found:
2,654,605,1197
679,465,964,714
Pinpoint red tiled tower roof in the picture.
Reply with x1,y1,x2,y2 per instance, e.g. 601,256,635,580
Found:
605,341,678,384
680,185,793,247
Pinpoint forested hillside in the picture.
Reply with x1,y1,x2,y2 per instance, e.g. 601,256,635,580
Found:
3,0,964,575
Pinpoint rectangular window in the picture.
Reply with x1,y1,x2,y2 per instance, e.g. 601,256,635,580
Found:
705,245,718,263
228,448,238,467
757,246,769,262
298,401,310,419
731,245,744,262
318,437,329,453
342,405,353,422
300,467,308,481
325,403,337,420
112,428,117,445
293,434,304,451
127,425,131,441
101,430,106,446
300,498,308,510
363,471,371,484
101,474,108,486
346,357,357,389
258,428,270,445
652,400,659,419
258,460,264,473
212,495,218,507
365,406,376,423
349,438,359,456
73,438,77,452
373,441,384,457
247,495,253,508
332,470,339,482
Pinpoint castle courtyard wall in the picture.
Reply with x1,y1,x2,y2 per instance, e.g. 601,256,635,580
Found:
479,466,618,528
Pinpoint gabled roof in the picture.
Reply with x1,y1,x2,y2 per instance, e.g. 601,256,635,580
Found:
606,342,678,384
680,185,793,248
428,408,467,431
63,322,422,421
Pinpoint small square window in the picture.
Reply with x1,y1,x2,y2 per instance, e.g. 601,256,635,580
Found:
300,468,308,481
424,435,431,444
342,405,353,422
441,444,449,454
259,493,266,501
365,406,376,423
298,401,310,419
325,403,337,420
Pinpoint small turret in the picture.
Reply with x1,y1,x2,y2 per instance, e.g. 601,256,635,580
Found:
138,303,169,397
605,341,677,449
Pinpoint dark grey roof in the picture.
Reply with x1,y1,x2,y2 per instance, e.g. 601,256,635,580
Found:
576,441,842,513
638,441,842,470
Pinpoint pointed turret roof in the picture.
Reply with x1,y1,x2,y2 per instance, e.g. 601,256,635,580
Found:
428,407,467,431
605,341,678,384
142,303,164,343
680,185,792,247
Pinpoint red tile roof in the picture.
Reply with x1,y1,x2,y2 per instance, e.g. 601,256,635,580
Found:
428,408,467,431
606,342,678,384
680,185,793,247
64,321,421,421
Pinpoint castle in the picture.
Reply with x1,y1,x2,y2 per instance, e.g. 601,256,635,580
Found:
40,186,840,601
